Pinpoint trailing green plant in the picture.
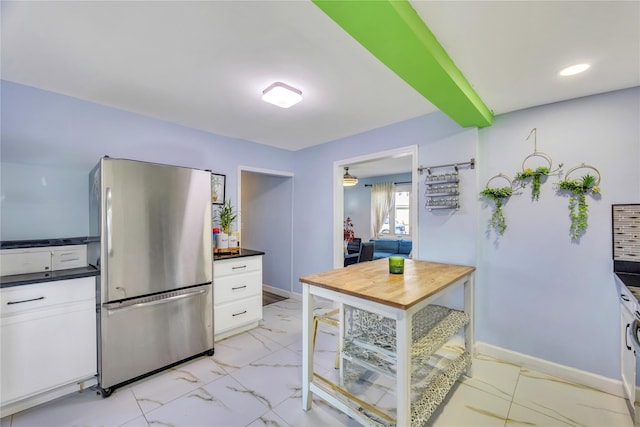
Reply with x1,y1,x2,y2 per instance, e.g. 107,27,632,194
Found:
514,166,551,200
480,186,513,235
556,174,600,239
216,199,237,234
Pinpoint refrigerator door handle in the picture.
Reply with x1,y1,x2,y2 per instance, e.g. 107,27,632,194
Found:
103,287,208,312
106,187,113,257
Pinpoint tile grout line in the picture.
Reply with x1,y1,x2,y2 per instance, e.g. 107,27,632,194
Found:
503,367,523,427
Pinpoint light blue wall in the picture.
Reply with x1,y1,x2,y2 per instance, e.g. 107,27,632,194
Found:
291,111,465,293
476,87,640,379
0,81,295,240
344,172,412,241
241,171,293,292
291,87,639,382
0,162,89,239
2,79,639,382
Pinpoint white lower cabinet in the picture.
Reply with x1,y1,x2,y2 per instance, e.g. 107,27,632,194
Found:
214,255,263,341
620,286,637,415
0,277,97,416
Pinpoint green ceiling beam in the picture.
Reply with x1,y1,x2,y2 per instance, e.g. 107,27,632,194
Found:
313,0,493,128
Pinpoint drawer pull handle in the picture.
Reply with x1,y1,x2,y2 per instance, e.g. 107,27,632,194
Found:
232,285,247,291
7,296,45,305
232,310,247,317
232,265,247,270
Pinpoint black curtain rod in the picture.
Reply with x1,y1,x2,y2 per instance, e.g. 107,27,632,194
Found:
364,181,411,187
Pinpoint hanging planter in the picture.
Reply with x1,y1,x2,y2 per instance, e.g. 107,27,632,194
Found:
514,128,562,200
556,164,601,239
480,173,513,235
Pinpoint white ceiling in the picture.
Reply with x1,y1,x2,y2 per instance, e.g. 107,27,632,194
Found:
2,0,639,158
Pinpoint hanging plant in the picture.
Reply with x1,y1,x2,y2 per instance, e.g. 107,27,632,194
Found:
514,166,550,200
480,174,513,235
556,172,601,239
515,128,562,200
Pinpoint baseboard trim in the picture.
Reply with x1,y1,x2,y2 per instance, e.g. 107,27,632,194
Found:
476,342,625,399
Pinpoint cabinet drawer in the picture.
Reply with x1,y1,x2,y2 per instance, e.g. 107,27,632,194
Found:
215,295,262,334
215,271,262,304
214,256,261,278
0,277,95,317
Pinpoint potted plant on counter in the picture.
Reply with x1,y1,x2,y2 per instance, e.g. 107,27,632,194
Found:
215,200,237,250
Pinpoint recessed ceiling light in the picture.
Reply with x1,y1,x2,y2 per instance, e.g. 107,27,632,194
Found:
262,82,303,108
559,63,590,77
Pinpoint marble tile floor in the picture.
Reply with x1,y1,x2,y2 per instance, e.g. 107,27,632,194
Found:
1,298,633,427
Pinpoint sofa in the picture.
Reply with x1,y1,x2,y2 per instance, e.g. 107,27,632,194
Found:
369,238,412,260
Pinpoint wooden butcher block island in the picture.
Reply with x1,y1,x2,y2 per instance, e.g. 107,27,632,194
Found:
299,259,475,427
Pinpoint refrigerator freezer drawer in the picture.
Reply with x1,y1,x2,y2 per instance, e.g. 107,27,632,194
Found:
214,294,262,335
98,284,213,389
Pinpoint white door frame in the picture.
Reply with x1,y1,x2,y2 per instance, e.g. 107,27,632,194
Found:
334,145,419,269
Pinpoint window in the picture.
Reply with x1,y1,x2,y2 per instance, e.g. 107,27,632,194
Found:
379,184,411,236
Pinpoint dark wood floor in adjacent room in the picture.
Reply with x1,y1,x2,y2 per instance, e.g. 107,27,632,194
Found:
263,291,287,306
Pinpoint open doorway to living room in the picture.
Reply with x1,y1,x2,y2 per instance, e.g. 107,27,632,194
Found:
334,146,419,269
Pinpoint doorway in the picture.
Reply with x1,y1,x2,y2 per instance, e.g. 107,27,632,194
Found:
239,166,294,299
334,146,419,268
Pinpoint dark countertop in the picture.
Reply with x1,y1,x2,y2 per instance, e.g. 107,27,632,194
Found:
0,236,97,250
0,265,100,288
615,260,640,289
617,272,640,289
214,248,265,261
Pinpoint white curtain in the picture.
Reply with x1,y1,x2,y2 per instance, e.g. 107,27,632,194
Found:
370,182,394,238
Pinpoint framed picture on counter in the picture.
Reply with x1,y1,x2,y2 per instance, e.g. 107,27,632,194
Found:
211,173,225,205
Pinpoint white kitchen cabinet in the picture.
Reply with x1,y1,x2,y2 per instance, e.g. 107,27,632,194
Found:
620,286,637,411
0,277,97,416
214,255,263,341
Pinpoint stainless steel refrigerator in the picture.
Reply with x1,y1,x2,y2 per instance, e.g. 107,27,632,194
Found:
89,157,213,396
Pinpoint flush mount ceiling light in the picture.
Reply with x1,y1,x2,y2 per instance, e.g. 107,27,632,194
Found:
261,82,303,108
559,63,590,77
343,167,358,187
